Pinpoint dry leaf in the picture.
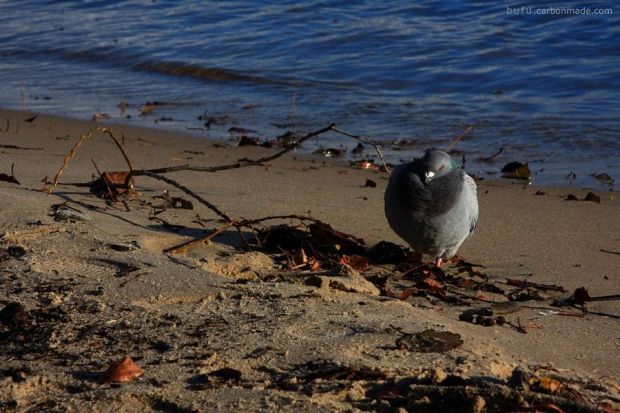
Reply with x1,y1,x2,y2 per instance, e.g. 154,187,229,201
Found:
291,248,308,268
501,162,531,180
138,104,153,116
573,287,591,305
100,356,144,383
339,255,369,271
91,113,110,122
239,136,259,146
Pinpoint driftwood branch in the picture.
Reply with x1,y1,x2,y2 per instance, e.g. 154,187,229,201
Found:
329,126,390,173
47,127,135,195
123,170,232,223
141,123,336,175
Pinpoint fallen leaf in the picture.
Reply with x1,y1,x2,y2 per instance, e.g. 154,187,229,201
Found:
339,255,369,271
565,194,579,201
584,192,600,203
367,241,409,264
91,113,110,122
501,162,531,180
592,173,613,183
309,223,365,255
363,179,377,188
239,136,259,146
100,356,144,383
291,248,308,268
138,104,153,116
573,287,591,305
416,277,449,300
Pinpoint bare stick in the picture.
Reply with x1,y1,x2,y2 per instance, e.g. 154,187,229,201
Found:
123,170,232,222
47,127,135,195
329,126,390,173
91,158,117,201
237,213,325,227
143,123,336,175
19,82,26,110
444,125,473,153
167,222,234,254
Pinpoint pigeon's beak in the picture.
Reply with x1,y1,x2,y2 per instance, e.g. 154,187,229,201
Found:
424,170,435,182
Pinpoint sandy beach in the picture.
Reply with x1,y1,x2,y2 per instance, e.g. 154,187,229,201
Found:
0,108,618,412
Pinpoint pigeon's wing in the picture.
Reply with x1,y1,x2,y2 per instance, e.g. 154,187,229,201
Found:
464,173,478,236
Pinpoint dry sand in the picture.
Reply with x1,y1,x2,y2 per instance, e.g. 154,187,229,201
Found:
0,109,618,412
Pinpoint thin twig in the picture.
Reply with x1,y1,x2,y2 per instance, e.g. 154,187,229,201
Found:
47,127,135,195
480,147,503,161
167,222,234,254
143,123,336,175
329,126,390,173
91,159,116,201
124,170,232,222
19,82,25,111
444,125,473,153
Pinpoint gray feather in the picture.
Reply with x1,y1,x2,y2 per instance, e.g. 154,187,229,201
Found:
384,150,478,261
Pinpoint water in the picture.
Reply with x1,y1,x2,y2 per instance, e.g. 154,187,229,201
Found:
0,0,618,188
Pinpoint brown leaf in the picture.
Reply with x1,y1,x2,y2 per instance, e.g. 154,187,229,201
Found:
584,192,600,203
573,287,591,305
565,194,579,201
91,113,110,122
415,277,448,300
501,162,531,180
291,248,308,268
339,255,369,271
307,257,323,271
239,136,259,146
138,104,153,116
100,356,144,383
363,179,377,188
367,241,409,264
593,173,613,182
308,224,366,255
398,287,416,300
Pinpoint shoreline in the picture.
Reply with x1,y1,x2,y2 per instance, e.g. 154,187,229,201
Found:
2,106,616,190
1,108,618,411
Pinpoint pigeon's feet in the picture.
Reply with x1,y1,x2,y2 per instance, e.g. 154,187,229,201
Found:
434,257,443,268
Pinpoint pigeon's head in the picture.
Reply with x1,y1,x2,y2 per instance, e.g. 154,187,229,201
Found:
419,150,456,183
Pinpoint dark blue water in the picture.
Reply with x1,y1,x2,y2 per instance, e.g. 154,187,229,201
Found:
0,1,618,187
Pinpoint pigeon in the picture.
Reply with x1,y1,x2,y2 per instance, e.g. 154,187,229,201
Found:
384,149,478,267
